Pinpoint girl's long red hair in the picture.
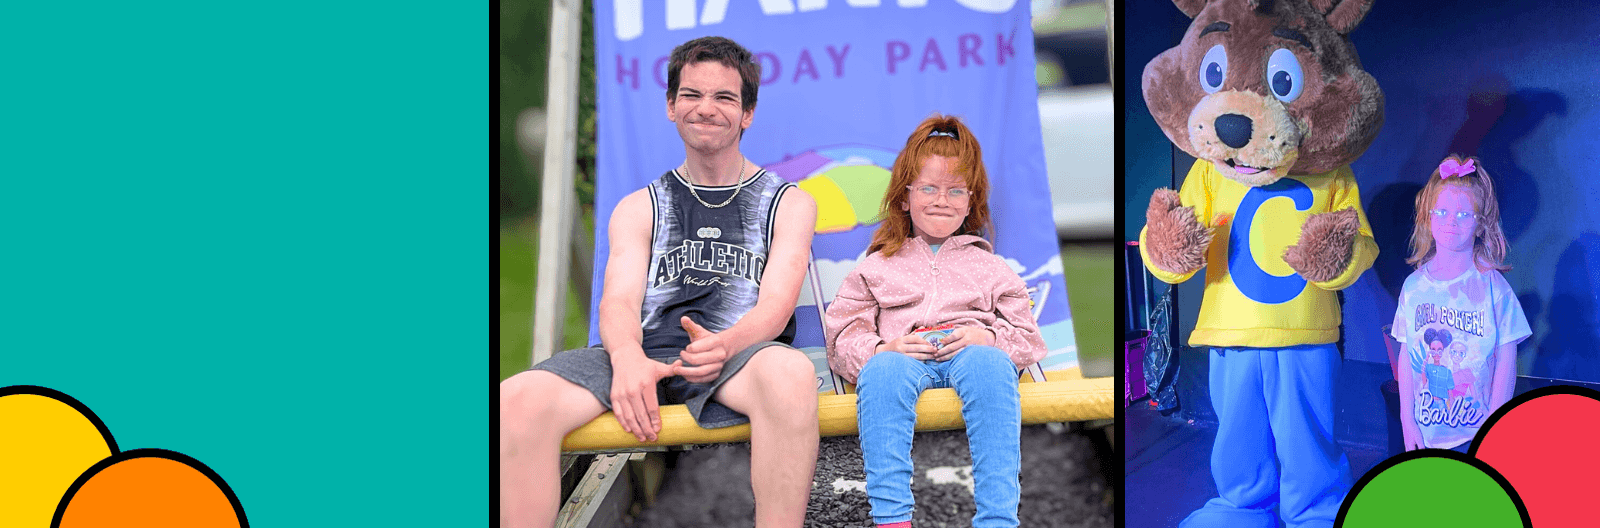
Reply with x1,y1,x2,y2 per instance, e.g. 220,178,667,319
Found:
868,115,993,258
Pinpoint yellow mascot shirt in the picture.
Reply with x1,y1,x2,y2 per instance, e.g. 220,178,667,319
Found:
1139,160,1377,348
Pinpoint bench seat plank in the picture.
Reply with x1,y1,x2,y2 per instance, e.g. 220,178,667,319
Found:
561,377,1112,451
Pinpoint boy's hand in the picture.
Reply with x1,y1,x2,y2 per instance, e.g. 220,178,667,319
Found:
610,354,682,442
878,334,935,360
677,316,732,384
934,327,995,361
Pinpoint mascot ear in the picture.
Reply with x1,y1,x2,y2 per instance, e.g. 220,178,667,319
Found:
1312,0,1375,35
1172,0,1207,18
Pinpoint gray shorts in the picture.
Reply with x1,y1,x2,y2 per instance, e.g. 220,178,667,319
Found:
531,341,794,429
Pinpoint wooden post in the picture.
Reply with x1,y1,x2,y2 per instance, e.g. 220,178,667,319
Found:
553,453,639,528
1105,0,1115,90
532,0,583,365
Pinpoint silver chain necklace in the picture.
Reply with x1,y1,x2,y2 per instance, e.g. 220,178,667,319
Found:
681,160,749,209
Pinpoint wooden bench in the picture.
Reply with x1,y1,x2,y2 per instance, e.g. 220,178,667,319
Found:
554,380,1113,527
552,259,1115,527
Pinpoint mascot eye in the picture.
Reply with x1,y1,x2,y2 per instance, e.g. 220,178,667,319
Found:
1267,48,1304,102
1199,45,1227,93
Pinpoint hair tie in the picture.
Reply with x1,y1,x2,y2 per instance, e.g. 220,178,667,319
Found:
1439,158,1477,179
928,130,958,140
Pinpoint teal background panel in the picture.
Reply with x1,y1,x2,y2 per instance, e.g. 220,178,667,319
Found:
0,1,485,526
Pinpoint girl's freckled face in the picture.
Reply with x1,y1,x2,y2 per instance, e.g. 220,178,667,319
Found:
1430,186,1478,254
903,156,970,243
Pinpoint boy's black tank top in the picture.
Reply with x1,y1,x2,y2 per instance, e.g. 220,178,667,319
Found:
638,167,798,354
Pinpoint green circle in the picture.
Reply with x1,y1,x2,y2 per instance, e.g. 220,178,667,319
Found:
1342,457,1523,527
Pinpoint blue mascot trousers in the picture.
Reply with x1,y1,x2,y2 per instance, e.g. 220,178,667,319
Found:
1180,344,1352,528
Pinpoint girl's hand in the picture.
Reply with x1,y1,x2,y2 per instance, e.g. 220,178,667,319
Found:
934,327,995,361
879,334,936,360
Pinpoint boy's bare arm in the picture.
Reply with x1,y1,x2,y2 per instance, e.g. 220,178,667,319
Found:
599,189,679,442
597,189,652,358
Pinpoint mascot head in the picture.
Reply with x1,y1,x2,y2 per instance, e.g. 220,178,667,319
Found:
1143,0,1385,186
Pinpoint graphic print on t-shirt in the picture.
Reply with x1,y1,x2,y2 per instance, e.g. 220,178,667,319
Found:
1392,266,1530,450
1408,303,1489,430
651,240,765,288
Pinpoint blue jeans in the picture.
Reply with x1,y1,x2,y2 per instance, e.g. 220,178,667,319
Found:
855,346,1021,527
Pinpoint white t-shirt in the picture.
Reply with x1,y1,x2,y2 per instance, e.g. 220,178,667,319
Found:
1390,264,1531,449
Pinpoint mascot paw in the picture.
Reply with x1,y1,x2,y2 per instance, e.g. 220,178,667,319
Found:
1283,207,1359,283
1145,188,1213,275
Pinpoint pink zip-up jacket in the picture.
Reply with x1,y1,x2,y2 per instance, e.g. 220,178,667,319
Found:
823,234,1048,384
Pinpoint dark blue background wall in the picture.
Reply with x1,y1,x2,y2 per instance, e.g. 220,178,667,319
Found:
1125,0,1600,384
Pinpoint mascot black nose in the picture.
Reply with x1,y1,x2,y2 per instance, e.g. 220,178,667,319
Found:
1214,114,1253,149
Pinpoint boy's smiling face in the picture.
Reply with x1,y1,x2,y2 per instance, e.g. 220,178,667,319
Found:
667,61,753,155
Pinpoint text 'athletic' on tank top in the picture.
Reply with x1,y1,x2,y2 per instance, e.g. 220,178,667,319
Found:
638,167,799,354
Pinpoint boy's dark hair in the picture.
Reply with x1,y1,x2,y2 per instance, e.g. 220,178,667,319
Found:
666,36,761,113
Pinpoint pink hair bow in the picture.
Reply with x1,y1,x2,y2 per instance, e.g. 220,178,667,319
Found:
1439,158,1477,179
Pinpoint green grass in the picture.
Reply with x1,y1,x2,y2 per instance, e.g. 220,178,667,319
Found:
499,215,1114,381
499,221,592,381
1060,242,1114,377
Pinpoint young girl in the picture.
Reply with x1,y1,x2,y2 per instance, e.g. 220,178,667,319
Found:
823,115,1047,528
1391,155,1530,454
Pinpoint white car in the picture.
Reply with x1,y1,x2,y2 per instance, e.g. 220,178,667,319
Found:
1039,84,1114,239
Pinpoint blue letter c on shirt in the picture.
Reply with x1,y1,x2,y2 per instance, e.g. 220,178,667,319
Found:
1229,178,1312,305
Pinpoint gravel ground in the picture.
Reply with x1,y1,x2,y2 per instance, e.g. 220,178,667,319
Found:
628,425,1114,527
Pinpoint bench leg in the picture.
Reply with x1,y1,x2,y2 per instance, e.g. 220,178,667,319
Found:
554,453,639,528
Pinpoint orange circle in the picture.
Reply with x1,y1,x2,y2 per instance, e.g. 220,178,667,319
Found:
57,454,243,528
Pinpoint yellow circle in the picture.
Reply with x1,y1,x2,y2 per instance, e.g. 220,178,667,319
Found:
0,393,115,527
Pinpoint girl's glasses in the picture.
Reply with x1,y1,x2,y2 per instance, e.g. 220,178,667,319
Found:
909,185,970,203
1429,209,1478,222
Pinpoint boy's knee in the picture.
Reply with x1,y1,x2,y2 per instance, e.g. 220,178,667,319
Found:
500,371,548,435
501,370,595,438
742,346,818,424
753,346,815,391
